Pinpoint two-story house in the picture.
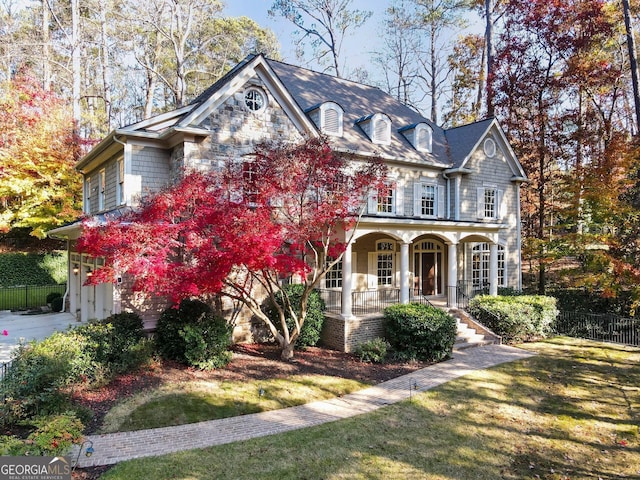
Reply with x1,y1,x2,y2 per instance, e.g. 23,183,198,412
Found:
49,53,527,352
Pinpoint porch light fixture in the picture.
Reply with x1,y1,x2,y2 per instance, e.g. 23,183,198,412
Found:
86,267,93,278
72,265,79,275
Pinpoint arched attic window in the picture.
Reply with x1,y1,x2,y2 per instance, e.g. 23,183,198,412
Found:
306,102,344,137
358,113,391,145
400,122,432,153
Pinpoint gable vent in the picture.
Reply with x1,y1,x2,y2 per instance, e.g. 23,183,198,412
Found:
374,117,390,143
325,108,340,134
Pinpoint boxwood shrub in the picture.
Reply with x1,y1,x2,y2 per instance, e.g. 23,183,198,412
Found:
467,294,558,343
156,299,232,370
264,284,326,348
384,303,457,362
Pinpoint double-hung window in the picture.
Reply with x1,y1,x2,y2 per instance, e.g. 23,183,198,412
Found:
369,182,396,215
477,184,503,220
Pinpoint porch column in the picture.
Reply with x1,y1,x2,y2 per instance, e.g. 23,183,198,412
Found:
489,242,499,296
400,242,410,304
341,241,355,320
447,243,458,307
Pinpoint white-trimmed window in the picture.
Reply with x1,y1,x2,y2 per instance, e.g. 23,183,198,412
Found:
472,243,506,288
477,185,503,220
414,181,444,217
368,178,403,216
116,158,125,205
325,257,342,289
376,241,395,287
244,87,267,113
484,137,497,157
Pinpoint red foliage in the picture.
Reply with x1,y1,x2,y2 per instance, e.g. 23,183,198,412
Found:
78,138,386,306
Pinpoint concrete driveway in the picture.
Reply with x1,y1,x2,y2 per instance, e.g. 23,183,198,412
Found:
0,310,81,364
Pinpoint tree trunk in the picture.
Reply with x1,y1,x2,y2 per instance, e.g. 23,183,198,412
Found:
41,1,51,91
71,0,81,135
623,0,640,135
280,341,295,360
485,0,494,118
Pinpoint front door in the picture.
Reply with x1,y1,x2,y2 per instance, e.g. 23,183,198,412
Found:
414,241,443,296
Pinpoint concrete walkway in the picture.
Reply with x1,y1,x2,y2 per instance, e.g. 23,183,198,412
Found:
73,344,535,469
0,310,80,363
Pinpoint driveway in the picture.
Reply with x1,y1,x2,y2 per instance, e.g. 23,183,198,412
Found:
0,310,81,363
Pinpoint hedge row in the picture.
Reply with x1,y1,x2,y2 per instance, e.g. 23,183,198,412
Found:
467,295,558,343
0,252,67,286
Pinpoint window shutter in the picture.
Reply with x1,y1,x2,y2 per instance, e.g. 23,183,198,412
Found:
437,185,445,218
413,182,421,216
497,189,505,219
367,252,377,288
395,183,403,216
477,187,485,219
368,191,377,214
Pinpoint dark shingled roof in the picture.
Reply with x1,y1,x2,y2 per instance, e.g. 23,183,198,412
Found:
445,118,496,169
267,59,453,166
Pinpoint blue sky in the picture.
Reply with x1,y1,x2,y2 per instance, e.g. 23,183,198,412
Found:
222,0,482,84
222,0,400,75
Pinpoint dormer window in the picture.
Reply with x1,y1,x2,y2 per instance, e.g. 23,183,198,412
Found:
307,102,343,136
400,122,432,152
357,113,391,145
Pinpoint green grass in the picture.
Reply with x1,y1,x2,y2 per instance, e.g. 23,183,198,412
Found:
99,375,368,433
101,337,640,480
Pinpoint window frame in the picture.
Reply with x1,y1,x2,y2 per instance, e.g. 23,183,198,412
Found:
244,87,267,113
471,243,506,289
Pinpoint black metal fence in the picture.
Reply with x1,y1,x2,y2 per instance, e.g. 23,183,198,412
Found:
555,311,639,347
0,284,66,311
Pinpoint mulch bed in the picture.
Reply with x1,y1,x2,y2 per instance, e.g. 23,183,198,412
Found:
71,343,432,479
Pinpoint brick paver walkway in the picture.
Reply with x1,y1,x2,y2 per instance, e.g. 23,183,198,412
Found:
72,344,535,469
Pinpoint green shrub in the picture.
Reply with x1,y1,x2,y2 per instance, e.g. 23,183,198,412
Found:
51,296,64,312
156,299,232,369
384,303,457,362
46,291,62,304
2,331,93,422
467,295,558,343
355,337,389,363
181,316,233,370
1,312,150,425
76,312,149,375
264,285,326,348
0,413,84,456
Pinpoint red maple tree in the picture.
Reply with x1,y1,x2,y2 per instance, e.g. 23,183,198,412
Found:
79,137,386,359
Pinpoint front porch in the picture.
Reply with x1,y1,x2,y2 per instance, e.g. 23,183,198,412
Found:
316,283,491,352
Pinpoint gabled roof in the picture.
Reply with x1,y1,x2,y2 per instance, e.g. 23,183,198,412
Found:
445,117,527,179
78,53,525,178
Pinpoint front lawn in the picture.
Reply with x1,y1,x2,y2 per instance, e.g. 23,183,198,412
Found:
100,337,640,479
99,375,367,433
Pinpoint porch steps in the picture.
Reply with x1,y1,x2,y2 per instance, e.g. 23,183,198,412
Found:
449,308,502,350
